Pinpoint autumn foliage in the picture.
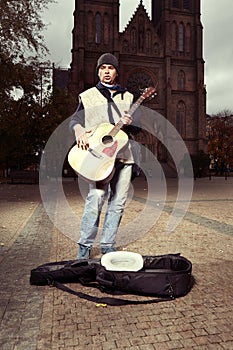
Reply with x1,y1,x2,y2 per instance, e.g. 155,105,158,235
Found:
207,111,233,174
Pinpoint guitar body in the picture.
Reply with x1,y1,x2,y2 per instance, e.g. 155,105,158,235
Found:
68,123,128,182
68,87,156,183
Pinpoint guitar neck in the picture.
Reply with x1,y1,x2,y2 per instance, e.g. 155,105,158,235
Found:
109,95,145,137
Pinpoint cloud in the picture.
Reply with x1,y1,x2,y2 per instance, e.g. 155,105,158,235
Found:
202,0,233,114
42,1,74,67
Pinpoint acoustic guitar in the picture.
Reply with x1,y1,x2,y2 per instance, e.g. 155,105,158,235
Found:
68,87,156,183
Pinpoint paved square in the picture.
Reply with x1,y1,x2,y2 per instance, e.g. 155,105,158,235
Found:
0,177,232,350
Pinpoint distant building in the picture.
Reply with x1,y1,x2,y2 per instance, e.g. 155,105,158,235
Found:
53,68,70,90
69,0,207,163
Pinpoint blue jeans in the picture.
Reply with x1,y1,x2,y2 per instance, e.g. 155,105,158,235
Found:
78,163,132,249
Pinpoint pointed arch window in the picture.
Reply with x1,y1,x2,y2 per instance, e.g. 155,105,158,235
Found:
176,101,186,137
183,0,191,10
123,40,129,53
154,43,159,55
103,13,110,45
95,13,101,44
177,70,185,90
186,23,191,53
171,21,177,51
172,0,180,8
87,11,94,43
138,14,145,52
130,27,137,52
178,23,184,52
146,29,151,53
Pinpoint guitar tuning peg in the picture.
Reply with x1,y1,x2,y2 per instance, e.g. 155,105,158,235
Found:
148,92,157,100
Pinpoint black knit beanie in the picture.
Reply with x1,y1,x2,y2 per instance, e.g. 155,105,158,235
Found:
96,53,119,75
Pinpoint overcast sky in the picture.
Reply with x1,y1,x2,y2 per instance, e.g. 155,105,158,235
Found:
42,0,233,115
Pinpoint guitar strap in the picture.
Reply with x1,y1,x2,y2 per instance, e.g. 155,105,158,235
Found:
110,99,123,121
53,280,173,306
98,88,123,124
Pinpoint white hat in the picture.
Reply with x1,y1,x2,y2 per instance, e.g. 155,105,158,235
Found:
101,251,143,272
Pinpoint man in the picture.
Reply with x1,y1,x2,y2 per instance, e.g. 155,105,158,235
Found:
69,52,140,259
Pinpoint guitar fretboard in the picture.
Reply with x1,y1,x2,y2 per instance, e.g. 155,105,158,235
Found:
108,95,145,138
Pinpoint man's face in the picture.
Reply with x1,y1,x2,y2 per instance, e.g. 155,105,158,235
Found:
98,64,117,85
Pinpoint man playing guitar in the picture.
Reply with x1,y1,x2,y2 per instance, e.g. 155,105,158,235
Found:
69,52,141,259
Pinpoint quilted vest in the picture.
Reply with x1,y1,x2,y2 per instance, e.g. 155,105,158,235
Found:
79,87,133,129
80,87,134,163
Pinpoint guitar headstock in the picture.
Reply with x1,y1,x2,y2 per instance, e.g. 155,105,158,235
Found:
141,86,157,100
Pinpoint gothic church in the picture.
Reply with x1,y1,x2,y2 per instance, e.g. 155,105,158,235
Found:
69,0,207,164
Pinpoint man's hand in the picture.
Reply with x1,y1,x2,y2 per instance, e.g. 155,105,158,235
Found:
76,131,91,150
74,125,92,150
121,111,132,125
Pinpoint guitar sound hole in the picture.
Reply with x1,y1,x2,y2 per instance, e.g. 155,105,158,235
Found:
102,135,113,145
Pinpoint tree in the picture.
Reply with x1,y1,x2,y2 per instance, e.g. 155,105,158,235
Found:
0,0,55,97
0,0,55,58
0,64,75,172
190,151,210,178
207,110,233,175
0,0,56,173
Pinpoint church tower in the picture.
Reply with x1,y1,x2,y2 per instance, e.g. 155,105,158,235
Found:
69,0,120,93
69,0,206,160
151,0,206,152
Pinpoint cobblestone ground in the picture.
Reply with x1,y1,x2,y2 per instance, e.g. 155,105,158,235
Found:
0,177,233,350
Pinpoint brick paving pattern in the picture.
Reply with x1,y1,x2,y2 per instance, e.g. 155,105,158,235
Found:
0,177,233,350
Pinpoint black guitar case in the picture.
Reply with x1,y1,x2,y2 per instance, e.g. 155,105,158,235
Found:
30,253,193,306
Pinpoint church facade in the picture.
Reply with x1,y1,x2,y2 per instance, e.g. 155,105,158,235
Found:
69,0,207,163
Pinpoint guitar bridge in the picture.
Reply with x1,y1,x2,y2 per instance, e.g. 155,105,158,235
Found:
88,148,104,159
